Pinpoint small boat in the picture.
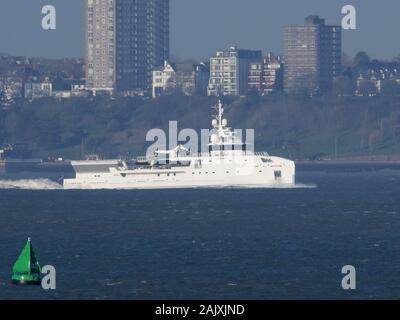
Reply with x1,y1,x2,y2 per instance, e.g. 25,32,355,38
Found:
11,238,42,285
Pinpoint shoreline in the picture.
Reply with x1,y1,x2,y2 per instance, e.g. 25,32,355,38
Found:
296,160,400,165
296,159,400,171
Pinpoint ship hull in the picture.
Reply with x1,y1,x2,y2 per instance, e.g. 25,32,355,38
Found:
64,181,296,190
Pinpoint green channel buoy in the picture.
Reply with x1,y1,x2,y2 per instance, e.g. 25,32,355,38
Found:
11,238,42,285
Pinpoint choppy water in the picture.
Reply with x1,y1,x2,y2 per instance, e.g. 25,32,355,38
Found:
0,169,400,300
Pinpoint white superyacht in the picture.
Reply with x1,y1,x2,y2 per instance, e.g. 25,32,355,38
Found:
63,101,295,189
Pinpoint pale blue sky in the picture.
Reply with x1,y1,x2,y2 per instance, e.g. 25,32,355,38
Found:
0,0,398,60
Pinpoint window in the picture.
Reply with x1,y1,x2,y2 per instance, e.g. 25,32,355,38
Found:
274,171,282,180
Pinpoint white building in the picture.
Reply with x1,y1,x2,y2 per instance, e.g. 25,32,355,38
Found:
52,91,72,99
152,61,209,98
24,78,52,100
208,46,262,97
356,63,400,96
152,61,177,98
71,83,88,97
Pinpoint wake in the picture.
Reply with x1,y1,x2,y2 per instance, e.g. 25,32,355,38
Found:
0,180,317,190
222,183,318,189
0,179,62,190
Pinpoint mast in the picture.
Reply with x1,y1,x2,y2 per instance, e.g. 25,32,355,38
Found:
213,99,224,130
218,99,224,130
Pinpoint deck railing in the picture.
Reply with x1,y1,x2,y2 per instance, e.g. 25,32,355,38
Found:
134,151,270,162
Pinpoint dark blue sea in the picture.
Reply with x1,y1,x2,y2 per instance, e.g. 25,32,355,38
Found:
0,167,399,300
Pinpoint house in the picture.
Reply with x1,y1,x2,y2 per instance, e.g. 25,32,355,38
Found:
152,61,210,98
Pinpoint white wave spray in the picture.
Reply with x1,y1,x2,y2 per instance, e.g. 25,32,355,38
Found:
230,183,317,189
0,179,62,190
0,180,317,190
